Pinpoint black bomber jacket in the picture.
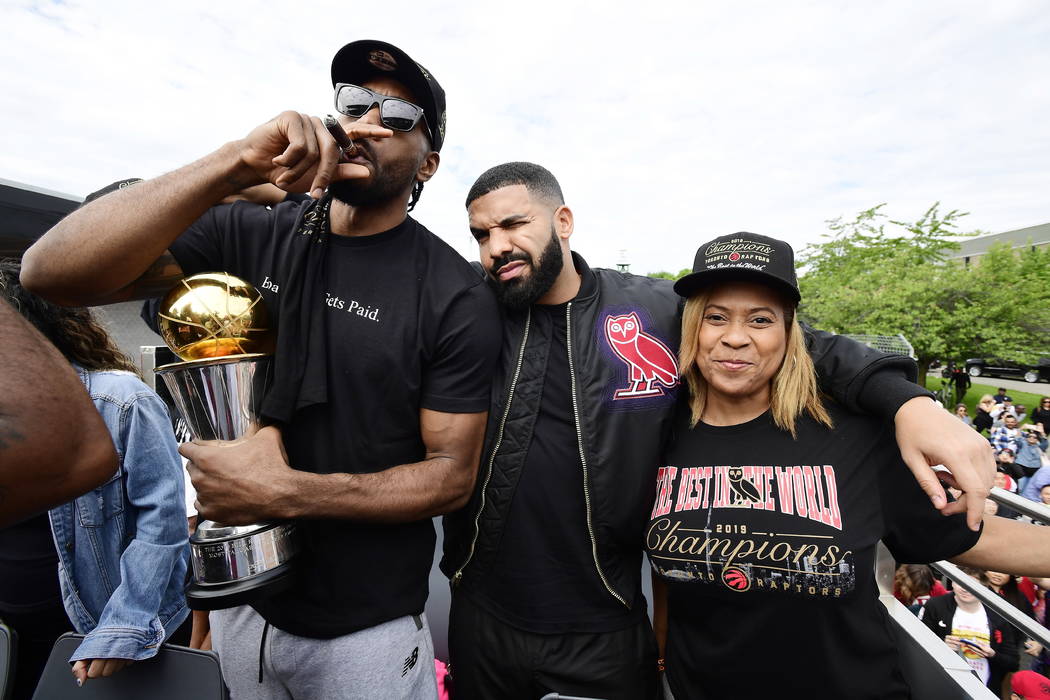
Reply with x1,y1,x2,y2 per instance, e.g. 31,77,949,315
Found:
440,252,925,612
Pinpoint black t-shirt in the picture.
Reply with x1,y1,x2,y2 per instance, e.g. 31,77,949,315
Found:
169,200,501,637
646,402,981,700
467,277,645,633
1032,407,1050,437
975,409,993,434
0,512,62,613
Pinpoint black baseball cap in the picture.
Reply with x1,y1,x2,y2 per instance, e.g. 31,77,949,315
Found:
331,40,446,152
674,232,801,304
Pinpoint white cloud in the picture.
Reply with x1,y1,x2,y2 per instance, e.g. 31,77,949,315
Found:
2,0,1048,273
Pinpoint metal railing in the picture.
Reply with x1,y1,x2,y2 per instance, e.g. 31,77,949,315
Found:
988,485,1050,524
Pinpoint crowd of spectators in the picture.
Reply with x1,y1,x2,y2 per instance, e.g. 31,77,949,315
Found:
896,562,1050,698
939,388,1050,696
955,389,1050,505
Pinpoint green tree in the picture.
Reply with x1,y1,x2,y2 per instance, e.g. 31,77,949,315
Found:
957,242,1050,364
798,204,1050,387
648,268,693,281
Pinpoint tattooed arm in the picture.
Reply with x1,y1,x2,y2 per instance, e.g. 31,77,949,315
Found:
0,301,116,526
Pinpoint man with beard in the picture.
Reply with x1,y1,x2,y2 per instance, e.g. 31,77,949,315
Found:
440,162,997,699
22,41,499,699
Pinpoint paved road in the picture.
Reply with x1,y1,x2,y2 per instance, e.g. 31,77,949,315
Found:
928,373,1049,395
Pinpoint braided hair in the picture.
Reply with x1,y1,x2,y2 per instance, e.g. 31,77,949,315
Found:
408,181,424,212
0,259,137,374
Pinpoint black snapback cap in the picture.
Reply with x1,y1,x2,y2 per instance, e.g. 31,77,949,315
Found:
331,40,446,152
674,232,801,304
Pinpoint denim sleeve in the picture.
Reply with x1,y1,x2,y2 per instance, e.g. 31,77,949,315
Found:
70,392,189,663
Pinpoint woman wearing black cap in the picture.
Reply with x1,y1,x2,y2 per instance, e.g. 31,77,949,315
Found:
646,233,1050,699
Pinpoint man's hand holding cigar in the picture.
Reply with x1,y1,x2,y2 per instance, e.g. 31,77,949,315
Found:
236,111,393,200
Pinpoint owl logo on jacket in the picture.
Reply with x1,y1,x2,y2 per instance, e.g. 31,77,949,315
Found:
605,312,679,399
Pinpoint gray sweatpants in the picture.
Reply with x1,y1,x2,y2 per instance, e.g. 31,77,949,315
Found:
212,605,438,700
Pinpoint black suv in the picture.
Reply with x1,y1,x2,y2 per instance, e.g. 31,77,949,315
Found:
965,357,1050,384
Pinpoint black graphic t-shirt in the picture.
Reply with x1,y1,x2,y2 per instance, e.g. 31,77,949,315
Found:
647,402,981,699
170,200,501,638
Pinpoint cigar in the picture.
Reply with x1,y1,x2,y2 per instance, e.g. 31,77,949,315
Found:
323,115,356,158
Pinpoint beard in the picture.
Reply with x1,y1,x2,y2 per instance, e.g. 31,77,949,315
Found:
488,226,564,310
328,143,419,207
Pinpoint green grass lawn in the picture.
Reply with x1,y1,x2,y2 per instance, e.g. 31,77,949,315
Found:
925,376,1048,420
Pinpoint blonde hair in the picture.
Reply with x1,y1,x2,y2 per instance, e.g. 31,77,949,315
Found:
679,289,832,438
978,394,996,407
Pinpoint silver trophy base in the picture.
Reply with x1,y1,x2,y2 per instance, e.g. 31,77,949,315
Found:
187,520,299,611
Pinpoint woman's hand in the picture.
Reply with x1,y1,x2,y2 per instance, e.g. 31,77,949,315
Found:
894,397,994,531
71,658,132,685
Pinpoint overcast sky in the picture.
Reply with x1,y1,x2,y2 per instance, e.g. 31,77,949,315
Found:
3,0,1049,274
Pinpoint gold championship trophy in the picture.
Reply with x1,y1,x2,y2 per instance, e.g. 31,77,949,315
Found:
155,272,300,610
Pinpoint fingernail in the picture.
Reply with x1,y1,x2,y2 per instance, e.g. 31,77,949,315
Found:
932,494,945,508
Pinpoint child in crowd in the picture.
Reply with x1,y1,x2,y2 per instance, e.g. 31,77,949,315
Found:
921,568,1019,694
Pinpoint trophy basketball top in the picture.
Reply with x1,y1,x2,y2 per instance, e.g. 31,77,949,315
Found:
157,272,275,362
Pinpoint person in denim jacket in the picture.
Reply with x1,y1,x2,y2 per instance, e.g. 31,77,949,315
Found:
1,260,188,686
1017,426,1049,475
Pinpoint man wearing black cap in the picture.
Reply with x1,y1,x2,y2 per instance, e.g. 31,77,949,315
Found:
441,162,997,699
23,40,498,699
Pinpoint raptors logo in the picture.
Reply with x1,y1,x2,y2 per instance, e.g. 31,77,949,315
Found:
605,313,679,399
722,566,752,592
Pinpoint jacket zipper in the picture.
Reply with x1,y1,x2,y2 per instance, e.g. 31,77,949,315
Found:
566,302,629,608
453,310,532,585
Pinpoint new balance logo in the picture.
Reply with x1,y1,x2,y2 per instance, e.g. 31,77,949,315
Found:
402,647,418,677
